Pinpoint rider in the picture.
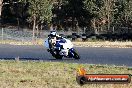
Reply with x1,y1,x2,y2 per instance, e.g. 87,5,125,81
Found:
48,30,62,50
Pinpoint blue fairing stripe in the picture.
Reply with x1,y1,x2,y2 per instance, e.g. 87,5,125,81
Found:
56,42,61,47
70,48,74,51
58,39,66,43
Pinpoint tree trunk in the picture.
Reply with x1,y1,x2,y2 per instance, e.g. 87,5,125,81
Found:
0,0,3,25
36,24,39,37
32,15,36,41
112,26,115,33
93,18,97,34
17,18,20,30
40,21,43,30
107,0,110,31
0,0,3,17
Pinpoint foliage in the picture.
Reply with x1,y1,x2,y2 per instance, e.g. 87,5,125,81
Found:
1,0,29,26
27,0,53,24
0,0,132,34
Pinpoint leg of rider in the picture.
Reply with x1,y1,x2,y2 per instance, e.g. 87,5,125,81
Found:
48,38,53,51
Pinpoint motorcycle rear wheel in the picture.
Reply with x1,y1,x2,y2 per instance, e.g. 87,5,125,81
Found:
73,50,80,59
49,49,63,59
54,54,63,59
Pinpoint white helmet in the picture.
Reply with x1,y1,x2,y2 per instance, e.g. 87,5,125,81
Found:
50,31,57,37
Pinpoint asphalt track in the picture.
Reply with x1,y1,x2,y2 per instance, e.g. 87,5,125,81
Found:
0,44,132,67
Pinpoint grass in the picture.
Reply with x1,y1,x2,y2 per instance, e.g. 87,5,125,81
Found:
0,39,43,45
72,41,132,48
1,39,132,48
0,60,131,88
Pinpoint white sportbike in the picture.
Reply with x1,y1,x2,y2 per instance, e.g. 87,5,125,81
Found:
44,36,80,59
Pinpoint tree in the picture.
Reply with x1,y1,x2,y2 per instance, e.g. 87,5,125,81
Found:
52,0,91,32
84,0,106,33
1,0,28,28
15,0,29,29
27,0,53,40
122,0,132,33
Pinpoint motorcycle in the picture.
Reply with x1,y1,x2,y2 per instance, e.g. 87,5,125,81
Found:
44,36,80,60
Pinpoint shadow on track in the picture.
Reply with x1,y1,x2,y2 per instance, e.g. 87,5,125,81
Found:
48,58,79,60
0,58,80,62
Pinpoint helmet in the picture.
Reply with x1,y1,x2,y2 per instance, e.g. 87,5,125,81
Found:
50,31,57,37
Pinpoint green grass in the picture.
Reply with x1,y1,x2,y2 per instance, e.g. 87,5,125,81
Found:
0,60,131,88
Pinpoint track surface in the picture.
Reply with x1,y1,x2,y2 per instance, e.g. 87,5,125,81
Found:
0,44,132,67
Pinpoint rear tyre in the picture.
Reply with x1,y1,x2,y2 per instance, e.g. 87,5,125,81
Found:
49,49,63,59
54,54,63,59
73,50,80,59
